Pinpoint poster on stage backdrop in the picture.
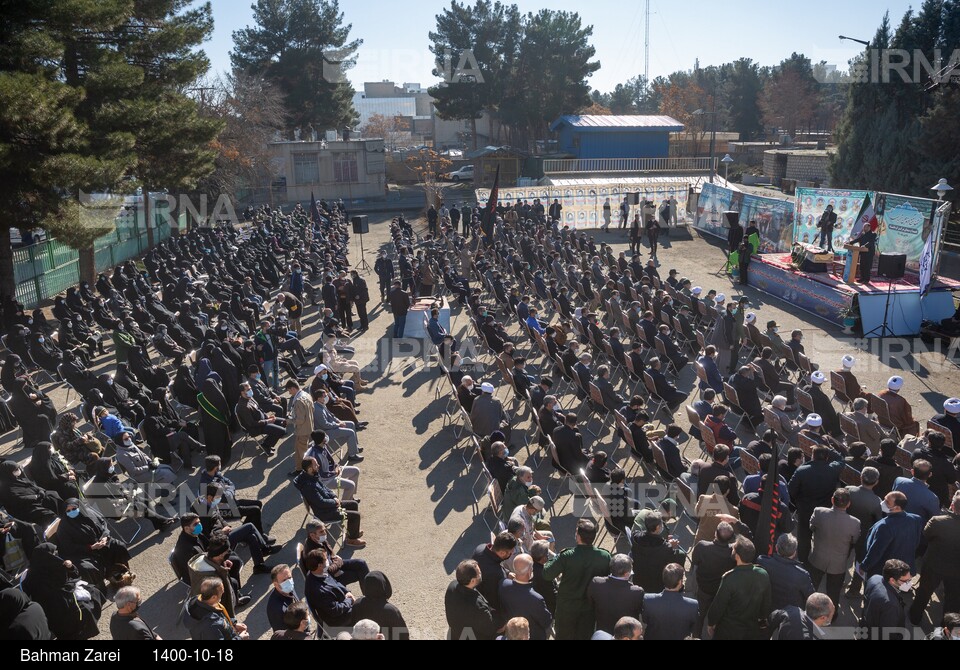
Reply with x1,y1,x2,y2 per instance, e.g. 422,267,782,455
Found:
795,188,868,253
739,193,795,253
475,183,691,229
693,182,736,238
878,193,936,269
695,183,794,253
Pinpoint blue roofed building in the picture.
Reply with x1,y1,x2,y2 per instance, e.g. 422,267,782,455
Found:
550,115,685,160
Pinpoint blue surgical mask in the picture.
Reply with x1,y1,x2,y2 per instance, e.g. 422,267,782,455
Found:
255,374,262,381
211,497,222,508
245,390,254,398
108,465,116,475
192,523,203,536
280,578,295,594
66,509,80,519
321,374,328,381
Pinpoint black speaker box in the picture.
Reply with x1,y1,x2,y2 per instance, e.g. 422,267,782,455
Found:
724,211,741,228
632,193,642,206
878,253,907,280
352,215,369,235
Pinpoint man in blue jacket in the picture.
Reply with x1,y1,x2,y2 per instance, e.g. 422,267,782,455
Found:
862,491,924,576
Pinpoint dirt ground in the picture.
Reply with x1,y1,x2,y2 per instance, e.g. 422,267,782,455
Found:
4,215,957,640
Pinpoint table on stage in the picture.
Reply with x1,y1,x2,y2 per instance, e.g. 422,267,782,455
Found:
404,297,451,338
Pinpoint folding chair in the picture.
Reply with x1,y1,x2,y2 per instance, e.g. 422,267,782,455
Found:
926,420,955,452
740,449,761,476
840,466,862,487
57,364,81,410
643,372,668,424
839,413,861,445
654,338,679,378
685,405,710,459
867,394,900,441
722,383,746,433
830,372,854,410
798,434,817,460
546,436,574,501
586,383,612,437
796,389,815,417
482,481,506,534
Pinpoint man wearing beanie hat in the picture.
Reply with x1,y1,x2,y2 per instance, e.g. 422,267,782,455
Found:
835,355,867,401
878,376,920,437
804,371,842,439
931,398,960,448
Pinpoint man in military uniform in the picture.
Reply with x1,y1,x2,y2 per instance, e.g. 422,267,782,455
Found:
542,519,612,639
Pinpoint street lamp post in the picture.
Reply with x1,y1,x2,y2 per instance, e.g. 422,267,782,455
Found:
839,35,871,47
932,178,954,202
931,178,954,280
694,100,719,184
721,154,735,183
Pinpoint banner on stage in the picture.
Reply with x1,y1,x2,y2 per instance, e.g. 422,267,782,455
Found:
740,193,795,253
475,182,691,229
877,192,937,269
695,183,794,253
693,182,736,238
795,188,868,253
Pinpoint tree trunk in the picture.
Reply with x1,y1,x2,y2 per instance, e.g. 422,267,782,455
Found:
144,189,155,249
0,227,16,303
78,245,96,287
471,117,478,151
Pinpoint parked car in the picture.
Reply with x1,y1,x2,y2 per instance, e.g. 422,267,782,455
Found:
446,165,474,183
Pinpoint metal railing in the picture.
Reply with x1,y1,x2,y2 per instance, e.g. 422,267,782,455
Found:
13,222,173,309
543,157,717,175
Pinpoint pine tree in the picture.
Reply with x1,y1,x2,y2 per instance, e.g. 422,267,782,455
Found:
231,0,361,137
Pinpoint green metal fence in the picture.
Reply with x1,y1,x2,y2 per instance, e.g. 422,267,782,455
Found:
13,219,174,309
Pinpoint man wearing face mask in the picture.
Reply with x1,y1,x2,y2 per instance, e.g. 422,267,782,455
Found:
862,491,924,578
861,559,913,640
267,564,301,632
110,586,159,640
236,381,287,457
301,519,370,588
246,365,287,416
172,515,243,593
294,457,366,548
191,483,281,575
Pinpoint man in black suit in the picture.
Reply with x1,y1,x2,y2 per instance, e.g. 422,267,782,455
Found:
631,512,684,594
573,353,593,400
639,312,658,345
595,365,623,413
588,554,645,636
471,532,517,612
511,357,536,399
691,522,738,635
528,377,554,412
729,366,764,428
552,413,589,475
788,446,843,563
627,341,647,380
304,547,355,631
642,563,699,640
656,324,688,373
538,395,564,447
499,554,553,640
753,347,795,406
609,329,628,367
697,445,739,502
648,358,687,410
657,425,688,479
757,533,815,611
236,381,286,456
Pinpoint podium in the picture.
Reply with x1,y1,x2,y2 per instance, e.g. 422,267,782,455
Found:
844,244,864,285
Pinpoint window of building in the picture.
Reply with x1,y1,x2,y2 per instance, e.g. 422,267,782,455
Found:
293,153,320,185
333,155,359,183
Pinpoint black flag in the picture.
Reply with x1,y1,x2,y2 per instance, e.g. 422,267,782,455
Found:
754,442,782,557
481,165,500,242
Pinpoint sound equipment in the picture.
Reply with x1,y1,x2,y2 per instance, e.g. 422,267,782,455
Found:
724,211,740,228
352,215,369,235
629,193,640,206
878,253,906,280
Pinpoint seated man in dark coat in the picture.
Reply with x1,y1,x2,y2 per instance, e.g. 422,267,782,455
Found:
552,413,590,475
729,366,764,428
648,358,687,409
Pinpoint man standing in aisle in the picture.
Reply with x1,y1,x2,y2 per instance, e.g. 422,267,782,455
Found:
287,379,314,478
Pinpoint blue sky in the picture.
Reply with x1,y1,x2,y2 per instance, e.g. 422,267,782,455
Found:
206,0,915,92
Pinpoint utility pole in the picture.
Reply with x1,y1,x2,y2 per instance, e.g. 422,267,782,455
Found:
644,0,651,86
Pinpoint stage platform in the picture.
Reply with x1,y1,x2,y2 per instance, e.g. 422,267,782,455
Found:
749,254,958,336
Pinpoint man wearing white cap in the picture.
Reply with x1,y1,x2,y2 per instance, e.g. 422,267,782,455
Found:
932,398,960,448
878,376,920,437
470,382,511,442
835,355,867,401
805,371,842,439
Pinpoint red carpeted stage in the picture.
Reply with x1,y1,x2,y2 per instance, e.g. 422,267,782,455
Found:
749,254,958,336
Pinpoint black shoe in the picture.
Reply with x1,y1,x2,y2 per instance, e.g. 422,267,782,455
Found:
264,535,278,546
266,545,283,556
358,422,369,428
153,518,177,532
251,564,272,575
348,455,365,464
237,594,253,606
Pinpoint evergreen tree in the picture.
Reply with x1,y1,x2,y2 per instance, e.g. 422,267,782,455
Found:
232,0,361,136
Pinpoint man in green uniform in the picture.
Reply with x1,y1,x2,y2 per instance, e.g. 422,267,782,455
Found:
707,537,772,640
543,519,612,640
